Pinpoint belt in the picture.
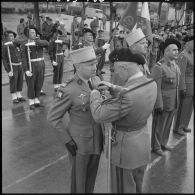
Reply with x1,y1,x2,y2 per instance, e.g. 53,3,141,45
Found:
56,53,64,55
30,58,44,62
11,62,22,66
115,122,147,132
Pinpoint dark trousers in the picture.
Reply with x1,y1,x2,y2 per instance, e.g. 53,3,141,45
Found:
151,110,175,150
53,56,64,84
25,61,45,99
9,65,23,93
111,164,147,193
69,153,100,193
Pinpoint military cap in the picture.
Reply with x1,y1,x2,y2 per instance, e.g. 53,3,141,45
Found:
69,46,97,64
162,38,181,53
24,25,39,37
82,28,95,39
109,48,145,65
4,30,17,38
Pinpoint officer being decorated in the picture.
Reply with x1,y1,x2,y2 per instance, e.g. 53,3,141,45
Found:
21,25,49,110
149,38,181,156
90,48,157,193
2,30,26,103
47,46,104,193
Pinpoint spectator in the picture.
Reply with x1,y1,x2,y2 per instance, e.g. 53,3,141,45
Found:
95,29,106,47
101,14,107,30
71,16,80,46
17,18,26,39
39,15,46,34
119,30,129,48
90,16,99,38
26,13,35,27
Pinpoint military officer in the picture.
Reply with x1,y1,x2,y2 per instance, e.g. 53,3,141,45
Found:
47,46,104,193
90,48,157,193
21,25,49,110
48,28,69,91
2,30,26,103
72,28,110,78
149,38,181,156
173,39,194,136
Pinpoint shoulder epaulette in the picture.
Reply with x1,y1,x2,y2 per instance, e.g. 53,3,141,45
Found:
60,77,74,88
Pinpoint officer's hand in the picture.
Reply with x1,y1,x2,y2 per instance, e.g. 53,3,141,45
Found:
52,61,58,66
90,76,101,90
155,107,163,114
65,139,77,156
25,71,32,77
8,71,13,77
102,42,110,50
179,90,187,98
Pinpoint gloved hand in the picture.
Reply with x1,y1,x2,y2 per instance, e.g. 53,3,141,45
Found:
8,71,13,77
155,107,163,114
25,41,36,46
65,139,77,156
52,61,58,66
102,42,110,50
179,90,187,99
4,41,13,46
90,76,102,90
25,71,32,77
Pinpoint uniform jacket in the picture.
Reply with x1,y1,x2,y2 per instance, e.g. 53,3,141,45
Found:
90,75,157,169
177,51,194,96
2,41,22,73
20,39,49,72
47,74,104,155
149,58,181,111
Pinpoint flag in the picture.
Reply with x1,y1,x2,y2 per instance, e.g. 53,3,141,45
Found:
137,2,152,37
119,2,138,31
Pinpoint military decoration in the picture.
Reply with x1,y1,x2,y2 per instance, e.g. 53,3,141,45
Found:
56,90,64,99
78,93,87,112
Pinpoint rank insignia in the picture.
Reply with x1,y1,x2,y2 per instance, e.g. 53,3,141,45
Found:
56,90,64,99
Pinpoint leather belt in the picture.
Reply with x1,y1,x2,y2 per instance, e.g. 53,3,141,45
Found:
56,53,64,55
30,58,44,62
115,122,147,132
12,62,22,66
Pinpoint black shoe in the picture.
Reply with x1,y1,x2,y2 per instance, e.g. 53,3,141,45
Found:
161,145,173,151
30,104,35,110
18,97,26,102
152,149,164,156
183,127,191,133
173,129,186,136
40,91,46,96
34,103,44,107
13,99,19,104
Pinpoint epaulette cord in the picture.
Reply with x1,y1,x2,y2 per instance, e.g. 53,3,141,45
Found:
60,77,74,88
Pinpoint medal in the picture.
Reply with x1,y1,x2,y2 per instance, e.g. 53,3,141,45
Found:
78,93,87,112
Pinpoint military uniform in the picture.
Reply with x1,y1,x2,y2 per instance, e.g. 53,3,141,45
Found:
49,36,69,88
2,40,24,101
90,73,157,193
47,74,104,193
21,39,49,101
149,58,181,152
173,50,194,133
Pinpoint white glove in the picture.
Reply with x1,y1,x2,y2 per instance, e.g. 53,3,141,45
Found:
25,71,32,77
52,61,58,66
8,71,13,77
102,42,110,50
25,41,36,46
55,39,63,44
4,41,13,46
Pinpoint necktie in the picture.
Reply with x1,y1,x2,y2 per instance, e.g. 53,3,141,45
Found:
88,80,93,90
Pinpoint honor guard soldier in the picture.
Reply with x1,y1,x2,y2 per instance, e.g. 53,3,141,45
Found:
72,28,110,76
47,46,104,193
149,38,181,156
21,25,49,110
126,28,151,76
2,30,26,103
90,48,157,193
49,28,69,91
173,40,194,136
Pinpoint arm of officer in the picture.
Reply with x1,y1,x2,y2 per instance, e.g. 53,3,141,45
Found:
35,39,49,47
149,65,163,109
2,46,11,73
90,89,132,123
47,89,73,144
48,41,55,62
177,54,187,91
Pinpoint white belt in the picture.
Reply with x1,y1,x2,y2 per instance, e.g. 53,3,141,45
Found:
12,62,22,66
56,53,64,55
30,58,44,62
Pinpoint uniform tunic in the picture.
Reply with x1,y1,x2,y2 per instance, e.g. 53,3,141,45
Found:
21,39,49,99
173,51,194,130
149,58,181,150
49,37,69,85
90,74,157,193
2,41,24,93
47,74,104,193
